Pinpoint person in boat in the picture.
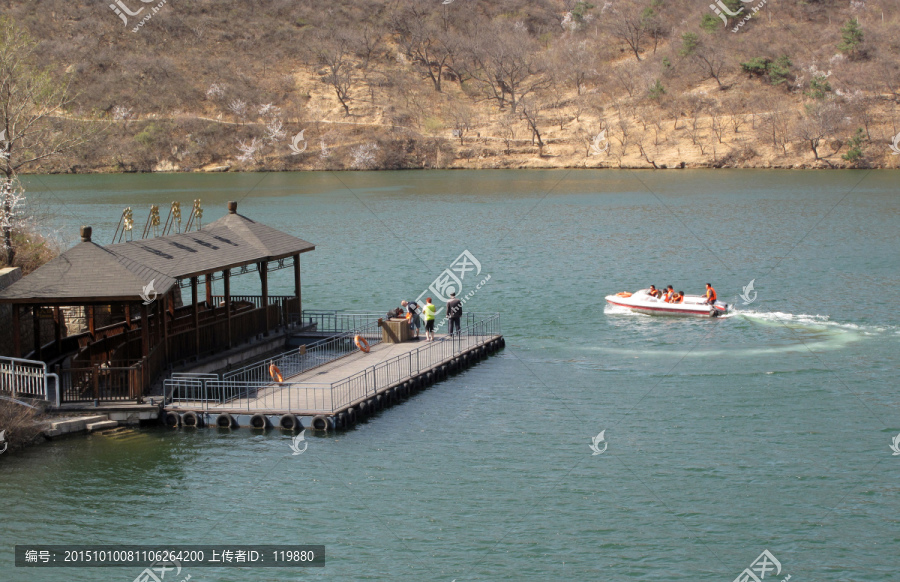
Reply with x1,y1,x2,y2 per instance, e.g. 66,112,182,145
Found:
647,285,662,298
674,290,685,303
664,285,675,302
704,283,717,305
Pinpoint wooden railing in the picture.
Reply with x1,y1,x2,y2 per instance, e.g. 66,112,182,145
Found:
211,295,300,328
60,363,142,402
50,295,296,403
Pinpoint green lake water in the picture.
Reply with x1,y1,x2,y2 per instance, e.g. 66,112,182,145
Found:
1,169,898,581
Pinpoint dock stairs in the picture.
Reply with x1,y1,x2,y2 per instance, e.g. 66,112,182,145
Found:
45,415,119,437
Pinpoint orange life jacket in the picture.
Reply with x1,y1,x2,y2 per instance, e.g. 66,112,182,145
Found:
707,287,717,302
675,294,684,303
665,291,673,302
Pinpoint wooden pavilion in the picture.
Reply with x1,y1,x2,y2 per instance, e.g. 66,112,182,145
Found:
0,201,314,402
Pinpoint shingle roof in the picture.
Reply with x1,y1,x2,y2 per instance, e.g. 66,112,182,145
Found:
0,241,176,305
0,203,315,305
108,210,315,279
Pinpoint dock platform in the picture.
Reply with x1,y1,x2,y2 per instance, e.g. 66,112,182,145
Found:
163,313,503,431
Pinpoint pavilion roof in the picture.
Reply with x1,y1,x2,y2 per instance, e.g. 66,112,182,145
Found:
0,238,176,305
108,207,315,280
0,202,314,305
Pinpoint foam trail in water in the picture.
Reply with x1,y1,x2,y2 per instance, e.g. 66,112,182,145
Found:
596,306,898,357
732,309,892,334
589,334,862,358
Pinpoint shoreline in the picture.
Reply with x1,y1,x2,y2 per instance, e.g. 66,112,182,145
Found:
19,162,897,175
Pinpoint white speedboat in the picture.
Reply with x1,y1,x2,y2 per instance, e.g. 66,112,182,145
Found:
605,289,729,318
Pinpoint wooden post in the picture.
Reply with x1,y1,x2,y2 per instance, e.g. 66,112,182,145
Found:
12,304,21,358
191,276,200,357
293,253,302,321
140,302,150,398
224,269,233,349
88,305,96,340
205,273,213,310
259,261,269,335
32,306,41,360
124,304,132,330
156,299,164,345
161,295,169,363
54,307,62,358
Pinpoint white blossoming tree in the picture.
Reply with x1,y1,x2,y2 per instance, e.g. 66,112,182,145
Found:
0,178,26,257
350,143,379,169
1,16,100,264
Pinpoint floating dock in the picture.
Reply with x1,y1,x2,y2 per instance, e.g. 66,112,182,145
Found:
163,312,503,430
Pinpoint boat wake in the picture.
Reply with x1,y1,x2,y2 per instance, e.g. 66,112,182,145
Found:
731,309,891,335
594,307,896,358
604,303,650,317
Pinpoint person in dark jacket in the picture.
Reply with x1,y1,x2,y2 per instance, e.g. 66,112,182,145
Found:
446,292,462,335
402,300,421,338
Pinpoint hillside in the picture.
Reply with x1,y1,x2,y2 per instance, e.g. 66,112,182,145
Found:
4,0,900,172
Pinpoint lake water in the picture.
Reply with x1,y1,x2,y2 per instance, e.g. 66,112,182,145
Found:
2,170,899,581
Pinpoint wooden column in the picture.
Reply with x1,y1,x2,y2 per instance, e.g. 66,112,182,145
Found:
259,261,269,335
191,276,200,357
32,306,41,361
124,304,132,330
293,254,302,320
88,305,96,340
205,273,213,310
168,289,176,318
12,304,21,358
54,307,62,358
161,295,169,362
140,302,150,397
224,269,233,349
156,300,164,345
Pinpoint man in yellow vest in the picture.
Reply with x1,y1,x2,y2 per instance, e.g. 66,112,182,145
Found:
423,297,437,341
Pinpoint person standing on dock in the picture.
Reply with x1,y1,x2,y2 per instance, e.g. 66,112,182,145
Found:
402,300,421,339
423,298,437,341
446,292,462,336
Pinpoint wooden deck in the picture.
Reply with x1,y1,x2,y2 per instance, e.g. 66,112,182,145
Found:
166,331,503,428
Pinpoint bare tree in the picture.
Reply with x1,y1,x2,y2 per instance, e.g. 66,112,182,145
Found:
723,96,748,133
462,22,547,113
309,28,358,116
679,33,729,88
498,113,518,154
448,102,476,145
793,102,844,162
519,97,545,156
611,61,641,99
710,105,726,143
606,0,654,61
636,134,659,168
355,24,382,70
1,16,101,263
547,37,594,96
758,99,793,155
613,107,632,156
683,96,710,154
392,4,459,93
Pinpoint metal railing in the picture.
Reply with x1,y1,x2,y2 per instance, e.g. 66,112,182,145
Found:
221,318,383,384
293,310,384,333
0,355,59,405
332,313,500,409
164,313,501,414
